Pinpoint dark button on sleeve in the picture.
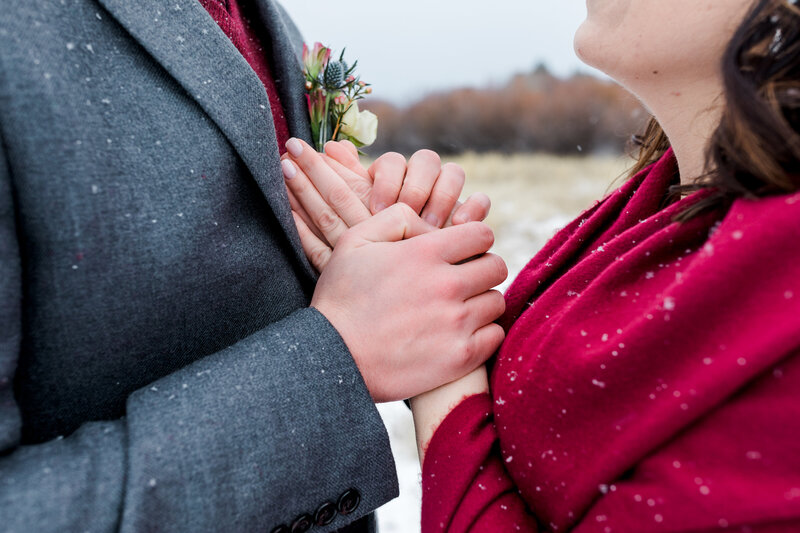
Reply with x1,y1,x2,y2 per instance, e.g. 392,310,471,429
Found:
314,502,338,526
270,526,290,533
290,513,313,533
337,489,361,516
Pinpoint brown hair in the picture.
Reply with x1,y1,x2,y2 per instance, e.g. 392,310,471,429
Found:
629,0,800,219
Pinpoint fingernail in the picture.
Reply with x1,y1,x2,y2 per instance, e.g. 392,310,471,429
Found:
281,159,297,180
286,138,303,157
373,202,387,213
424,213,440,227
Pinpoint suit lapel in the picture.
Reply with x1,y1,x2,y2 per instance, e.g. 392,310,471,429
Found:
252,0,314,144
97,0,316,281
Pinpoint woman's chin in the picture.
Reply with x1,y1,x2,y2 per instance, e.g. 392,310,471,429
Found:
573,22,602,70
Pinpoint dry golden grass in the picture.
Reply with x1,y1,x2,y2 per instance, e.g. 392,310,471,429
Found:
452,152,631,225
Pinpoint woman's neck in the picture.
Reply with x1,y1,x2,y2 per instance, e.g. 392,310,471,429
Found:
637,77,726,186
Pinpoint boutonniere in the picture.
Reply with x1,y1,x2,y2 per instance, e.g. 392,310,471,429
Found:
302,43,377,152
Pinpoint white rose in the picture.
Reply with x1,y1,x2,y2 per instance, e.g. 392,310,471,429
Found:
340,102,378,146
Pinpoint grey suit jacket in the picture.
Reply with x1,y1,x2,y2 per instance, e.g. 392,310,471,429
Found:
0,1,398,531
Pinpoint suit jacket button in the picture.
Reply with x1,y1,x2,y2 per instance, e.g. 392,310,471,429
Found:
270,526,290,533
314,502,338,526
290,513,313,533
337,489,361,516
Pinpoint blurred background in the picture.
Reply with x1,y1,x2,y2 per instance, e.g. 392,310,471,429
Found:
280,2,648,531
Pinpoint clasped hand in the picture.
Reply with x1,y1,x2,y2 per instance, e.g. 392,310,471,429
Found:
282,138,506,403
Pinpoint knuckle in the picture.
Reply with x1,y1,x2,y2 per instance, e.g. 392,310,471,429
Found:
327,184,354,208
289,176,310,194
430,187,460,207
401,184,430,208
457,337,478,367
315,209,341,232
453,305,470,329
351,179,372,200
309,246,331,269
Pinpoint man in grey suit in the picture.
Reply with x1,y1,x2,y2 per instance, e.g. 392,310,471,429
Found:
0,1,505,532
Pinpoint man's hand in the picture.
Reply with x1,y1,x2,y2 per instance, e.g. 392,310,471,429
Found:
282,138,492,271
311,204,508,403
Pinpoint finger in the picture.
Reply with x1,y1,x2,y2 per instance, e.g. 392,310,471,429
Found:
444,201,463,227
465,290,506,331
368,152,407,214
398,149,441,214
346,203,436,245
465,324,506,368
292,211,333,272
286,188,328,244
339,139,360,160
452,193,492,225
320,152,373,208
324,140,362,171
455,254,508,298
285,138,371,227
417,221,495,264
420,162,465,228
282,158,350,246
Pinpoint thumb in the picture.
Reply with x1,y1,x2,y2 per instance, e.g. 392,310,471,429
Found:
345,203,436,246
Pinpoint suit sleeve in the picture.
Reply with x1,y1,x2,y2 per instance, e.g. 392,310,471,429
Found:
0,140,398,532
421,394,540,532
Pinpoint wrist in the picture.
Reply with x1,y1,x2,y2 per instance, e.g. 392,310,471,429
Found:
411,366,489,463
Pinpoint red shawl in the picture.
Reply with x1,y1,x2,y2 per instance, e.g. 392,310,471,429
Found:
422,150,800,532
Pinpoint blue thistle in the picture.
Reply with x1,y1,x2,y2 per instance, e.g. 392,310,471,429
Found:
324,61,345,89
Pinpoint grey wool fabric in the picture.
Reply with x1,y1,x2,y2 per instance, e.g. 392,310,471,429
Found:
0,0,398,531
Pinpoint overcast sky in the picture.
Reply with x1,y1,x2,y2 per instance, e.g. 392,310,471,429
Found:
280,1,600,104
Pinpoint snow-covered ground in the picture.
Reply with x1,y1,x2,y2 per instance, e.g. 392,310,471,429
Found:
375,153,632,532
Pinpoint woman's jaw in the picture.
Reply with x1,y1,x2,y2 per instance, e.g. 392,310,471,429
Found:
574,0,753,184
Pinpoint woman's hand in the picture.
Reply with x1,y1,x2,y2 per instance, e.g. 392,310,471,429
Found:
410,365,490,464
282,138,492,271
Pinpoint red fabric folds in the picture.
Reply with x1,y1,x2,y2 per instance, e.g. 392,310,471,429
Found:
422,393,539,532
422,150,800,532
